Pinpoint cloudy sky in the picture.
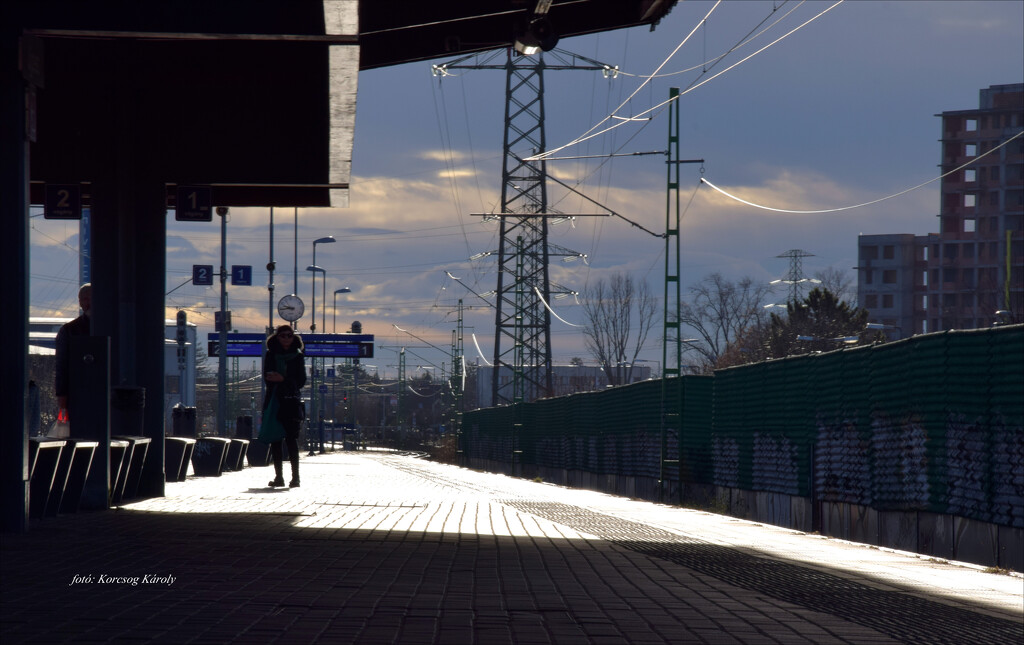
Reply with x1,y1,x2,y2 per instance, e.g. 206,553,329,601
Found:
29,1,1024,376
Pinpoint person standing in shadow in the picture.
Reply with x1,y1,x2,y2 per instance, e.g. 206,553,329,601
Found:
258,325,306,488
54,283,91,417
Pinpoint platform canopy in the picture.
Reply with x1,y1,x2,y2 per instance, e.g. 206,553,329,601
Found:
15,0,675,209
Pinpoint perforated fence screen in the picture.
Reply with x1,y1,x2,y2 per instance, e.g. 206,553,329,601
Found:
464,325,1024,529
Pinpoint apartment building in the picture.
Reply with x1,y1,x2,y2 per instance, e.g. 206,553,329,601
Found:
859,84,1024,335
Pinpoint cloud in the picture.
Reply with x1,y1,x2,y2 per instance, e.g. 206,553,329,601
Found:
437,168,478,180
418,149,471,163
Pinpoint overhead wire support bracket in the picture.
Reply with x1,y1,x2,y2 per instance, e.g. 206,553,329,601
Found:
544,172,665,238
541,150,666,161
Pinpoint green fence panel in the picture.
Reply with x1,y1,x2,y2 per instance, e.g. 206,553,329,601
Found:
462,325,1023,528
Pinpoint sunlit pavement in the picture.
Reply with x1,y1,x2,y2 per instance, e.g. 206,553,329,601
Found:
2,449,1021,644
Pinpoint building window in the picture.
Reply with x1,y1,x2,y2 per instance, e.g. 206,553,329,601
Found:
965,168,976,182
862,245,878,260
882,294,894,309
921,319,928,334
964,193,976,208
944,244,958,259
943,268,957,283
963,243,975,259
990,192,1000,207
991,166,1000,181
921,270,928,286
864,270,873,285
965,218,976,233
921,294,928,310
966,118,977,131
962,268,974,288
865,294,878,309
882,270,897,284
965,143,977,156
883,245,895,259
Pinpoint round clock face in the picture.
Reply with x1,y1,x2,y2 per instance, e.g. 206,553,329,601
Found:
277,294,305,322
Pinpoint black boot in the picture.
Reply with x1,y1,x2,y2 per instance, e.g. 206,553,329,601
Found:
289,456,300,488
269,442,285,487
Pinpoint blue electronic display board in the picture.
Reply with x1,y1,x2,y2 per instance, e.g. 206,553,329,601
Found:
208,333,373,358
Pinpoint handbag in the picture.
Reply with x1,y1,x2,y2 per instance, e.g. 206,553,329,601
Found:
257,397,285,442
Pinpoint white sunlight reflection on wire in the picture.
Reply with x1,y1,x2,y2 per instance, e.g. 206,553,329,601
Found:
700,131,1024,214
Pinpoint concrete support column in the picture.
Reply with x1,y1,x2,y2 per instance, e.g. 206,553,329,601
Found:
0,30,31,532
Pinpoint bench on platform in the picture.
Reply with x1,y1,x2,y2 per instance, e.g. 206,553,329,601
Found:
191,437,232,476
109,439,130,504
224,439,249,472
50,439,99,516
28,438,66,519
165,437,196,482
112,436,152,501
247,440,271,467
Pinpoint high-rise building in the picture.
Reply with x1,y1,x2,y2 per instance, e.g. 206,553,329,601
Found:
858,84,1024,336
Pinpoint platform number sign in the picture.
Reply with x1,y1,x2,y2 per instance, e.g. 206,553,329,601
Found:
192,264,214,286
175,185,212,221
231,265,252,286
44,184,81,219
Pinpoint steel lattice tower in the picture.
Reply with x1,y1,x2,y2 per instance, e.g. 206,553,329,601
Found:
491,51,553,406
775,249,816,304
435,49,612,406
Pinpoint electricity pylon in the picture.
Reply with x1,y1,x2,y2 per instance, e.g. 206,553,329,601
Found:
773,249,819,304
435,48,615,406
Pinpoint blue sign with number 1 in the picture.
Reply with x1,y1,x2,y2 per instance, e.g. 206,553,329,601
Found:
231,265,252,286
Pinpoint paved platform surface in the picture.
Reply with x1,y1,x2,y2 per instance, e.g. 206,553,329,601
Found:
2,450,1021,644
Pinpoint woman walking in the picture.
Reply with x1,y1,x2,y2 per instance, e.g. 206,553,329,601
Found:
258,324,307,487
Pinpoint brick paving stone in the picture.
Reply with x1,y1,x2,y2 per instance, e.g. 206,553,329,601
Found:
2,450,1021,645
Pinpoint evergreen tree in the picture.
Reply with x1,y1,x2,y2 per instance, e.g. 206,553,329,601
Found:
767,288,877,357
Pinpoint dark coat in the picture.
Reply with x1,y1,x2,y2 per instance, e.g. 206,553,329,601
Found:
262,333,307,433
54,314,90,398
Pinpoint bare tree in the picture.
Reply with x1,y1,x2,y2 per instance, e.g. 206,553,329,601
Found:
814,266,855,305
678,273,773,372
580,273,658,386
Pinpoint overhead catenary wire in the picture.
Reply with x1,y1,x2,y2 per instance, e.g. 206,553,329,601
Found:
528,0,844,162
534,286,582,328
527,0,723,162
701,130,1024,214
470,333,493,366
615,0,804,80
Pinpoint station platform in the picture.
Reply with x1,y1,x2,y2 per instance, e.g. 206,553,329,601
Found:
2,450,1021,644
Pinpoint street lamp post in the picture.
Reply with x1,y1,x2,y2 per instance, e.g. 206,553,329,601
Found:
331,287,352,447
310,236,335,332
333,287,352,333
306,264,326,454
